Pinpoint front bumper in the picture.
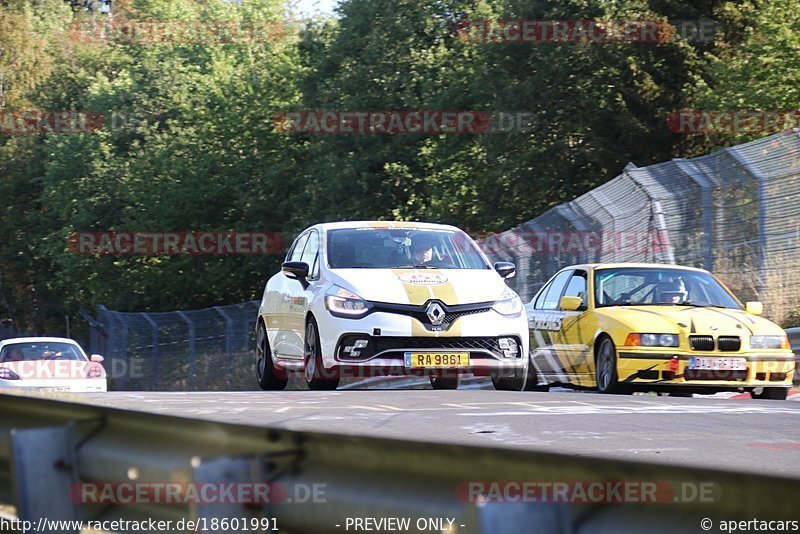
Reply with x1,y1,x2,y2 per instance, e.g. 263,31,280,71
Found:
315,306,529,378
0,378,108,392
617,350,795,388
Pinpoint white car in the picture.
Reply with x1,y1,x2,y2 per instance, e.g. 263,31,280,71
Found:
256,221,529,390
0,337,107,393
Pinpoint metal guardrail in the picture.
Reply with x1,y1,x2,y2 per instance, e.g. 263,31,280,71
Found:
0,392,798,533
787,327,800,385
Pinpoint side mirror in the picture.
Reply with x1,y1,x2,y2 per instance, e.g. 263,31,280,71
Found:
90,354,104,363
745,301,763,316
282,261,309,280
494,262,516,279
560,296,583,311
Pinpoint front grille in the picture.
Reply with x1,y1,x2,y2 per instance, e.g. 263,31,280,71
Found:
689,335,715,351
444,308,492,324
370,300,494,331
336,335,520,360
717,336,741,352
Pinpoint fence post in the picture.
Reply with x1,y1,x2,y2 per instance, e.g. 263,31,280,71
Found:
142,313,159,390
652,200,675,264
213,306,234,388
178,311,196,391
675,158,715,270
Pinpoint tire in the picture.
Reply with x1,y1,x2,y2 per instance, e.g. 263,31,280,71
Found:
595,336,625,394
303,317,339,391
492,374,525,391
751,387,789,400
430,371,460,390
255,321,288,391
522,357,551,392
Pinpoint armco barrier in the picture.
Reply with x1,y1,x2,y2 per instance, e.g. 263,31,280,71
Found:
788,327,800,385
0,391,798,533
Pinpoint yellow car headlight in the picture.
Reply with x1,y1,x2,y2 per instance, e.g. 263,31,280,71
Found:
750,335,789,349
625,333,679,347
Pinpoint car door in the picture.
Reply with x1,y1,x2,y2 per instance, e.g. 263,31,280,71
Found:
271,232,309,357
283,230,322,359
557,269,596,385
528,269,573,382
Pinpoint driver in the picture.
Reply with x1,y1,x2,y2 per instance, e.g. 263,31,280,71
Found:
410,235,437,265
656,278,688,304
2,347,24,362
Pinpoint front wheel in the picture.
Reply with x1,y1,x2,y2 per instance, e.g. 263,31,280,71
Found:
430,371,460,390
304,317,339,391
492,374,525,391
596,336,626,394
256,321,287,391
751,387,789,400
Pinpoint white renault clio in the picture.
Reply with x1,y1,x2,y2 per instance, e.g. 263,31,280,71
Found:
255,221,529,390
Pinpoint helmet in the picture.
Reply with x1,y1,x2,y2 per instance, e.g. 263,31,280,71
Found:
656,278,687,304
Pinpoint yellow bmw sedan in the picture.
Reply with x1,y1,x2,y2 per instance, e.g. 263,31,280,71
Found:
525,263,795,399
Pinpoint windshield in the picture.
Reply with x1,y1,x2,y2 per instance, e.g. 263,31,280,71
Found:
327,228,491,270
594,268,742,309
0,342,86,363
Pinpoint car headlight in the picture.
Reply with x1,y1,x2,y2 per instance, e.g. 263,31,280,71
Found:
0,367,20,380
625,333,679,347
492,287,523,316
325,285,371,318
750,335,789,349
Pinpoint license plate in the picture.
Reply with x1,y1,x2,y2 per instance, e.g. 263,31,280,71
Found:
689,357,747,371
404,352,470,368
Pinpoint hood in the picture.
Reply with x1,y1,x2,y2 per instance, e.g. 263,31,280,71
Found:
596,305,786,337
328,268,508,306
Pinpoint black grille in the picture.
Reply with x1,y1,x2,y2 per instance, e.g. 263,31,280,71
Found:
685,369,748,381
689,335,715,351
717,336,741,352
444,308,492,324
370,300,494,331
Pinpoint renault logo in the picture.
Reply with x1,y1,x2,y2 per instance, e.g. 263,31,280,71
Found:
426,302,446,326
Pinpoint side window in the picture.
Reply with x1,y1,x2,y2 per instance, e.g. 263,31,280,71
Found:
288,233,309,262
533,281,551,310
541,270,573,310
301,231,320,278
563,270,588,309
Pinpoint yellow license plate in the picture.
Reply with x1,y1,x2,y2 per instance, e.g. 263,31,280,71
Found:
404,352,470,368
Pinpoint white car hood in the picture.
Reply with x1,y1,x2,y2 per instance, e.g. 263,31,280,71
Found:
329,268,509,306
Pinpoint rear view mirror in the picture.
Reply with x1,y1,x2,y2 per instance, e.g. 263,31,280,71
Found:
560,296,582,311
282,261,309,279
494,262,516,279
745,301,763,316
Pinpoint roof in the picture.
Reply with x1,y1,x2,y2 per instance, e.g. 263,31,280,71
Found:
561,263,710,273
0,337,82,346
309,221,463,232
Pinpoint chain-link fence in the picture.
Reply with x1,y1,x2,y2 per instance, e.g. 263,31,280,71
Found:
484,128,800,322
0,324,29,341
85,129,800,390
87,302,260,390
